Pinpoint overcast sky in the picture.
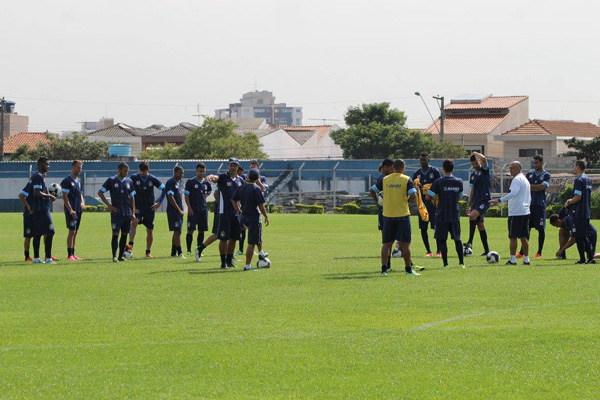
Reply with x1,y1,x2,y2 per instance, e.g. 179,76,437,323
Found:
2,0,599,132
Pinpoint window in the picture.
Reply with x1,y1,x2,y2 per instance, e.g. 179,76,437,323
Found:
465,145,484,155
519,149,543,157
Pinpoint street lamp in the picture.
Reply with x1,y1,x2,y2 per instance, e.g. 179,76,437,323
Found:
414,92,445,139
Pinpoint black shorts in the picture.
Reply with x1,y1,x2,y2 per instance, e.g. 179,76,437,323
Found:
215,213,240,240
211,212,220,235
23,212,34,238
241,215,262,246
382,216,411,244
135,211,155,230
472,201,490,222
508,215,529,239
111,215,131,234
418,204,437,230
572,218,589,238
187,208,209,232
529,206,546,231
378,210,383,231
65,212,82,231
32,211,55,236
434,219,461,241
167,211,183,232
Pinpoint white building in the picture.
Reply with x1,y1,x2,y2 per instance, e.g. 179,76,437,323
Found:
215,90,303,126
259,125,343,160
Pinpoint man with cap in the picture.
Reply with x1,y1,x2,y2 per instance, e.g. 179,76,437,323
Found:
202,158,245,268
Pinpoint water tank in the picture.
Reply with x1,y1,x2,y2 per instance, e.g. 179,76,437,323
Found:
108,144,132,157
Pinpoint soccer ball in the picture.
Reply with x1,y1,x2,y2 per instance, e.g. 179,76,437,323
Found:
48,183,61,196
257,257,271,269
392,248,403,258
463,247,473,257
377,192,384,207
123,249,133,259
486,251,500,264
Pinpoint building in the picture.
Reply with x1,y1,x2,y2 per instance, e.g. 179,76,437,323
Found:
424,94,529,157
498,119,600,158
215,90,303,126
1,100,29,142
85,123,161,157
259,125,343,160
142,122,197,151
79,118,114,133
2,132,51,158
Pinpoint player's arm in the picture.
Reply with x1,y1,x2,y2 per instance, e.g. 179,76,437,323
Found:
184,193,193,216
557,235,577,256
62,189,76,217
407,180,417,203
471,152,487,168
530,183,547,191
258,203,269,226
566,179,583,208
206,174,219,183
167,192,184,217
129,191,137,221
33,175,55,201
256,179,266,192
98,179,118,213
425,183,438,202
231,187,242,214
18,191,33,214
80,194,85,209
152,177,166,210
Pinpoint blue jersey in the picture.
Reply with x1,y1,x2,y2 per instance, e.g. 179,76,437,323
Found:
232,183,265,217
29,171,50,212
413,167,442,207
100,175,135,217
184,178,212,212
373,173,385,215
571,174,592,219
165,177,183,213
131,173,165,212
428,175,463,223
469,166,492,204
526,169,551,207
61,175,83,214
216,172,244,215
20,181,33,214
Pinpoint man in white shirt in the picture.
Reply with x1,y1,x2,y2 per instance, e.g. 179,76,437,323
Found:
490,161,531,266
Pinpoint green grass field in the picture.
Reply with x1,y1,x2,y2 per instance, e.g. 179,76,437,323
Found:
1,212,600,399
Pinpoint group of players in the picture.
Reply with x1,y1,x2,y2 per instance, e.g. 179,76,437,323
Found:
19,157,270,271
371,152,597,276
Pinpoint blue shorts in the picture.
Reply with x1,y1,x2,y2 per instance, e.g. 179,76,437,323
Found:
167,211,183,232
418,204,437,230
529,206,546,231
378,210,383,231
215,212,240,241
382,216,411,244
187,208,209,232
23,212,34,238
571,218,589,238
241,215,262,246
135,210,155,230
508,215,529,239
211,212,220,235
111,215,131,234
65,212,82,231
472,201,490,222
434,219,461,241
32,211,55,236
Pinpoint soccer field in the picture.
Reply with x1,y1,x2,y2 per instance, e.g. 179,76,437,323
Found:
1,212,599,399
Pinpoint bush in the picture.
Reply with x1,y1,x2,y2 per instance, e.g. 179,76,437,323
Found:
266,204,283,213
459,201,468,216
333,207,344,214
295,203,324,214
341,202,361,214
84,205,96,212
555,184,574,205
295,204,309,213
546,203,562,218
364,205,379,215
96,204,108,212
591,190,600,219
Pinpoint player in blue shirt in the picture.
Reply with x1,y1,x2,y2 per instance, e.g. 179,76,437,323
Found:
413,152,442,257
30,157,58,264
369,159,394,267
232,168,270,271
18,179,36,262
520,155,551,259
98,162,136,262
61,160,85,261
184,162,212,257
466,152,491,256
550,207,597,260
426,159,465,269
241,159,269,257
165,166,186,258
564,160,594,264
129,161,166,258
203,158,245,269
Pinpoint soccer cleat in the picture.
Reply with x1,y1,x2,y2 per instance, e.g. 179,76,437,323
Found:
425,252,433,257
459,264,466,269
436,252,442,258
195,248,201,262
113,257,119,263
575,260,587,265
221,265,228,269
523,261,531,265
68,255,77,261
118,257,127,262
504,260,517,265
586,259,596,264
463,242,472,249
412,265,425,272
243,265,256,271
235,250,244,256
516,253,523,258
51,255,59,261
406,270,421,276
25,257,33,262
535,253,542,259
557,255,567,260
73,255,81,260
227,263,238,268
125,244,133,251
179,253,186,259
480,252,488,256
381,271,387,277
186,251,192,256
146,253,153,258
45,258,57,265
33,258,45,264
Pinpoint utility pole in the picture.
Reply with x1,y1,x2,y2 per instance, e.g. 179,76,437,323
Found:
433,95,445,139
192,103,202,126
0,97,5,159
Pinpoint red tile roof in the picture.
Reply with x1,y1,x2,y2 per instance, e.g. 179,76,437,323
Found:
424,115,507,135
445,96,528,110
503,120,600,138
3,132,51,154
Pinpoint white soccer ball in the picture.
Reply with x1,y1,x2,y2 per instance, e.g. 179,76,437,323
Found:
377,192,384,207
49,183,61,196
392,248,403,258
257,257,271,269
486,251,500,264
123,249,133,259
463,247,473,257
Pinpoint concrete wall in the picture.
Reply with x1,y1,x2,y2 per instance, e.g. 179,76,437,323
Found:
2,114,29,139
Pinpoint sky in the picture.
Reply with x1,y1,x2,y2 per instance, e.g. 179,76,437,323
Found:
2,0,599,133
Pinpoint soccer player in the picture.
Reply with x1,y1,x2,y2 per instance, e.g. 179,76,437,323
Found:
30,157,57,264
232,168,270,271
370,159,394,268
380,159,419,277
98,162,136,262
564,160,594,264
248,159,269,256
202,158,245,269
520,155,551,258
550,209,597,260
236,165,247,256
466,152,491,256
413,152,442,257
489,161,531,265
61,160,85,261
184,162,212,258
18,179,35,261
129,161,166,258
426,159,465,269
165,166,186,258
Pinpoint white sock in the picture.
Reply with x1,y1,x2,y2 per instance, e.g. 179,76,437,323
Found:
510,255,516,263
245,264,251,268
524,256,530,263
259,251,265,257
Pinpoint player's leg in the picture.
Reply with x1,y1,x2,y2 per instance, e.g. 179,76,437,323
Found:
380,217,394,275
118,219,131,260
418,216,432,256
467,210,479,247
243,218,258,270
506,217,518,264
43,213,55,263
145,227,154,257
186,229,194,254
226,215,240,267
24,237,32,261
557,229,569,259
477,220,490,255
574,219,589,264
67,229,76,260
129,215,139,249
237,224,246,256
72,213,82,259
399,216,417,275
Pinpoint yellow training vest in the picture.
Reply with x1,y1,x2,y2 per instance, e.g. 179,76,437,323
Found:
382,173,412,218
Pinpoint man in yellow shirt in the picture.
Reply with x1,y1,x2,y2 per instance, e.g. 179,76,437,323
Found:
381,159,420,277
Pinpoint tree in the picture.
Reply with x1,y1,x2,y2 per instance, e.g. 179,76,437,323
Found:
26,133,109,160
9,144,32,161
430,138,469,159
344,102,406,126
139,143,180,160
563,136,600,166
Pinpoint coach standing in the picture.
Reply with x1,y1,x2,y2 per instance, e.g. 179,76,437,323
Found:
564,160,594,264
489,161,531,265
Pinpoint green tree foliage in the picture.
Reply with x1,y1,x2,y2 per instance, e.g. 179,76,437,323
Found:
331,102,468,159
139,143,180,160
563,136,600,166
9,144,31,161
9,133,109,161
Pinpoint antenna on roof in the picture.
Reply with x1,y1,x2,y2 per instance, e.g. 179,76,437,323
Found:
192,103,202,126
